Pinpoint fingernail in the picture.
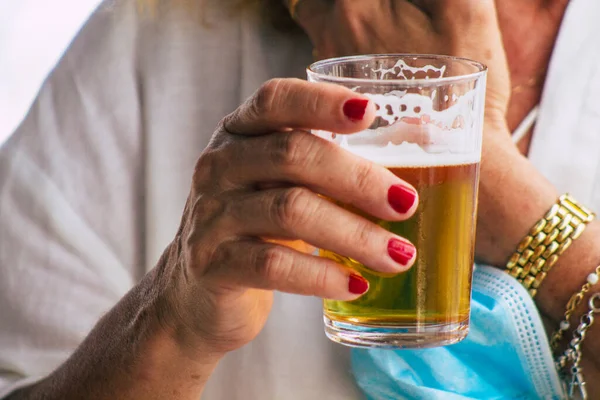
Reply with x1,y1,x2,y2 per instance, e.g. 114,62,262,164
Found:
343,99,369,121
388,184,417,214
348,274,369,295
388,238,416,266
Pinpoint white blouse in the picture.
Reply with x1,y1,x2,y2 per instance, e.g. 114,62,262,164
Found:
0,0,599,399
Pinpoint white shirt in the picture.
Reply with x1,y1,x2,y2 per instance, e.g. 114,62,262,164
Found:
0,0,102,142
1,0,599,399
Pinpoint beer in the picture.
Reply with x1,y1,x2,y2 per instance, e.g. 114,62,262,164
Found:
323,161,479,328
308,53,487,348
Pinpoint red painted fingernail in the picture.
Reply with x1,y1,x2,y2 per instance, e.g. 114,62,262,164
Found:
388,184,417,214
388,238,416,266
343,99,369,121
348,274,369,295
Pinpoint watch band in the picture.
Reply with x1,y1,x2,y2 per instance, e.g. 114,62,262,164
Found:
505,194,595,297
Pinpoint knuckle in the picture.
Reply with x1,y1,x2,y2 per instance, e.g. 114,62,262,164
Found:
184,227,220,277
272,131,305,167
195,239,236,281
193,151,220,189
352,160,377,195
209,122,233,149
271,131,322,171
305,88,326,117
189,194,227,228
252,78,286,118
352,218,378,250
272,187,314,231
312,264,331,296
180,195,233,279
254,245,289,283
194,137,240,190
209,240,235,269
220,108,245,135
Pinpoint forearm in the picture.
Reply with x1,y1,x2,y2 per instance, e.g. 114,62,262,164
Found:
477,132,600,387
7,257,222,400
477,142,600,320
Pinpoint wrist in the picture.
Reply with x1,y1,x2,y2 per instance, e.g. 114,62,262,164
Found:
149,241,227,363
483,111,511,137
536,220,600,321
152,289,226,366
22,260,225,400
476,145,558,266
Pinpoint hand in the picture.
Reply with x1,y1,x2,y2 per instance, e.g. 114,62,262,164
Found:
292,0,530,263
293,2,600,395
157,78,419,355
294,0,511,130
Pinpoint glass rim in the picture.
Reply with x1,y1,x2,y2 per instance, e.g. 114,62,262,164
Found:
307,53,487,86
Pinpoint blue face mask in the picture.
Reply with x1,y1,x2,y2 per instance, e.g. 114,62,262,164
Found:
350,266,566,400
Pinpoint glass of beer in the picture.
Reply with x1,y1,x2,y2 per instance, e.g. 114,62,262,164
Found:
307,54,487,349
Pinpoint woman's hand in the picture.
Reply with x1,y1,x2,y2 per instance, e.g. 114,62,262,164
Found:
294,0,511,130
10,81,421,400
295,1,600,395
158,78,419,356
293,0,532,265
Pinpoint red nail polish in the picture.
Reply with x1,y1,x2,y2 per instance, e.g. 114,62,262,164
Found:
343,99,369,121
388,238,416,266
348,274,369,295
388,184,417,214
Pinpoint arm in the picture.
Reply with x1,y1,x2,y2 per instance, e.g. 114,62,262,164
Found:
0,1,150,396
475,124,600,394
475,131,600,318
7,255,221,400
2,53,417,399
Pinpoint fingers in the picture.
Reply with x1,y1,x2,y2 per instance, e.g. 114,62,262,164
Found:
227,188,416,274
206,239,369,301
222,78,377,135
208,130,419,222
422,0,497,30
290,0,331,33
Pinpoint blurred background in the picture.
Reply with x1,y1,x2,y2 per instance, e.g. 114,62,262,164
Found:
0,0,101,145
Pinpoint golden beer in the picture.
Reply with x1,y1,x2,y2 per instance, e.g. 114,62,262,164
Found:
308,53,487,348
323,162,479,331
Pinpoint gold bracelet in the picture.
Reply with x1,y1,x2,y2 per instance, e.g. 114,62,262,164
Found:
505,194,595,297
287,0,304,20
550,265,600,351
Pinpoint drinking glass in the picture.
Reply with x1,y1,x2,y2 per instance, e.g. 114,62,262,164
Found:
307,54,487,348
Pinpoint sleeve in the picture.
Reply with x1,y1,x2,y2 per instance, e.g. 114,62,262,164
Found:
0,2,146,396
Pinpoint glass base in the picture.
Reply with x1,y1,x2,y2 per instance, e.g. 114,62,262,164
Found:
324,316,469,349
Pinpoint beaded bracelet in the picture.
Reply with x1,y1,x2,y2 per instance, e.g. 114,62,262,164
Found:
505,194,595,297
555,292,600,399
550,265,600,350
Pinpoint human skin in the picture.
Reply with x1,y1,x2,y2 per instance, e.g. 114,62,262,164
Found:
294,0,599,393
9,0,599,398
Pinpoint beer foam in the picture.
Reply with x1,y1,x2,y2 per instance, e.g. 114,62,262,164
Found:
340,142,480,167
314,59,485,166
